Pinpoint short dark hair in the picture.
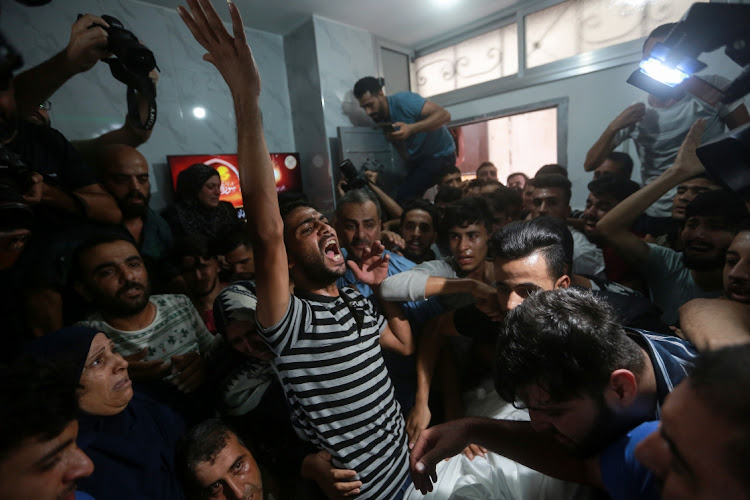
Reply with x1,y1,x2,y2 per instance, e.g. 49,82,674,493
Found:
587,177,640,203
220,226,252,255
685,189,749,229
401,199,439,229
482,187,522,220
644,23,677,52
606,152,634,178
177,418,246,494
0,358,79,461
440,196,493,236
532,174,572,205
536,164,568,178
173,234,217,262
434,186,462,205
279,198,317,223
689,344,750,491
507,172,528,183
489,217,568,280
353,76,383,99
436,165,461,184
70,232,137,284
476,161,495,173
495,287,646,403
335,188,382,221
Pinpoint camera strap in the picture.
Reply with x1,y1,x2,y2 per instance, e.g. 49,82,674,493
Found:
103,58,158,131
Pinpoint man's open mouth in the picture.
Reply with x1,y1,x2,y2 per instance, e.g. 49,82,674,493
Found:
323,239,343,262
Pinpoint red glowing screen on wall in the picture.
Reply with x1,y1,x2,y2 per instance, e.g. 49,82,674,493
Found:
167,153,302,208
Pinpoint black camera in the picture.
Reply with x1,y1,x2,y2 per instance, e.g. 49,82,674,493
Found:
339,159,369,192
100,15,156,76
83,14,158,130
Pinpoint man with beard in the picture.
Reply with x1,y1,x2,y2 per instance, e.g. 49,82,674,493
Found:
177,2,414,497
597,119,749,325
71,234,212,410
410,287,698,497
97,144,174,289
175,234,225,334
354,76,455,204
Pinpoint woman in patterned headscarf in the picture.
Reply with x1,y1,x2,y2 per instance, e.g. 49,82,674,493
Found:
162,163,241,244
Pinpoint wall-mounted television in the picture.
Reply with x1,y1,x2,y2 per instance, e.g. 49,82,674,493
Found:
167,153,302,209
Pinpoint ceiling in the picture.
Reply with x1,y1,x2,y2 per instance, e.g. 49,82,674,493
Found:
146,0,518,50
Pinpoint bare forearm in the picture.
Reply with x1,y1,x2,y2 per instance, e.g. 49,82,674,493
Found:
380,296,414,355
415,320,444,406
13,51,77,117
368,181,402,219
584,126,618,171
412,107,450,134
461,418,601,486
72,124,151,164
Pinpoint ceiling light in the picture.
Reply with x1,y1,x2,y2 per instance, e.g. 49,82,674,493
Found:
193,106,206,119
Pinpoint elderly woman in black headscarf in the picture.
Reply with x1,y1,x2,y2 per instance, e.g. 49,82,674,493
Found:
163,163,241,243
27,326,187,500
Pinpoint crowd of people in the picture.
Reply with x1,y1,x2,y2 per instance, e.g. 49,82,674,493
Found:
1,1,749,500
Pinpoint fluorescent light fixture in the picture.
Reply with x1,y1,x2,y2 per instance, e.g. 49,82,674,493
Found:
192,106,206,119
639,57,689,87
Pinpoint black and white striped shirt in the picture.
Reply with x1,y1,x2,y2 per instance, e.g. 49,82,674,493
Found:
259,287,409,499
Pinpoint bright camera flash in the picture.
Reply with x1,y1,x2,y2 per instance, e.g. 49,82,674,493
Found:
639,58,689,87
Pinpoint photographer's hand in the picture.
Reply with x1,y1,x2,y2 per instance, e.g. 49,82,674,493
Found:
64,15,111,75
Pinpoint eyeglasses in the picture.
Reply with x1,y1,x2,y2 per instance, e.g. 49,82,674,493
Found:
39,101,51,111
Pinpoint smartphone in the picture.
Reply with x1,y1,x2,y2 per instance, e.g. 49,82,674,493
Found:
377,123,397,133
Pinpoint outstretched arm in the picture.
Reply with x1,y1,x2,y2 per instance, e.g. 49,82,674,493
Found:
583,103,645,171
596,119,708,266
410,418,602,494
13,14,110,117
178,0,289,328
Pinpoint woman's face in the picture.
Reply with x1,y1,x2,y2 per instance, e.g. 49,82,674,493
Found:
77,333,133,416
198,175,221,209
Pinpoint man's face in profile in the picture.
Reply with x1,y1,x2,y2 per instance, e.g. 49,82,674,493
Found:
0,421,94,500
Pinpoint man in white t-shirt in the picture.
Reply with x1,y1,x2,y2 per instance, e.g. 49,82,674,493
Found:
584,23,749,218
71,234,213,402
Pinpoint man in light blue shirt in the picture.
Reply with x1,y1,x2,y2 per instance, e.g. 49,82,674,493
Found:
355,76,456,203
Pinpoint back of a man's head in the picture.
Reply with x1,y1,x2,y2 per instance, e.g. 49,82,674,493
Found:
607,152,634,179
483,187,522,221
434,185,462,206
495,287,645,404
489,217,568,280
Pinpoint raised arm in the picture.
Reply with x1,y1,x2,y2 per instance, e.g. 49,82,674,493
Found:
13,14,110,118
678,298,750,351
597,118,708,266
178,0,289,327
583,103,645,171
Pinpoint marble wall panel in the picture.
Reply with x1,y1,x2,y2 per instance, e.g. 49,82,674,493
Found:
1,0,293,211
